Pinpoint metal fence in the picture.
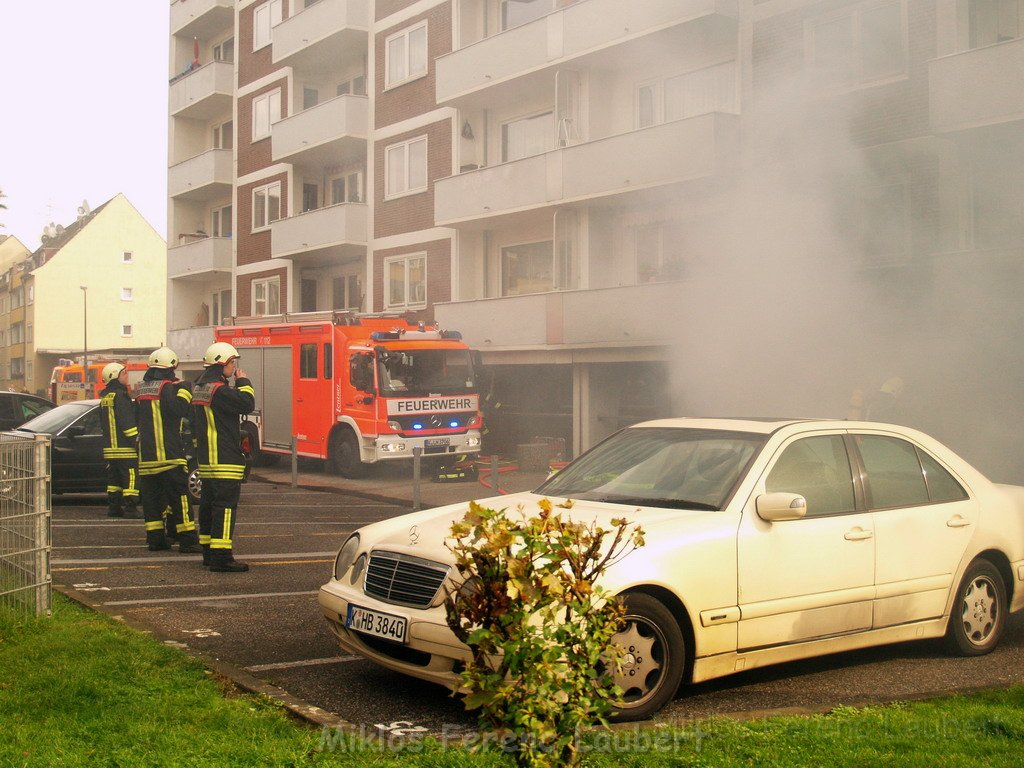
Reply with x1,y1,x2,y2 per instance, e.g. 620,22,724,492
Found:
0,432,51,619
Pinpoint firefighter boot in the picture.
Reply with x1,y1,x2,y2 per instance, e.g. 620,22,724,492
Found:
177,530,202,554
123,501,142,520
107,492,124,518
202,545,212,568
209,551,249,573
146,530,171,551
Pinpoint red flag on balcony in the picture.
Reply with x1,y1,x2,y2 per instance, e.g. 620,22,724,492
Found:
193,37,200,67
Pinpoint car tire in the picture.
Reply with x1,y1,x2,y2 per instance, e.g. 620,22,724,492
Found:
242,421,279,468
187,465,202,506
608,593,687,722
327,428,367,479
944,558,1007,656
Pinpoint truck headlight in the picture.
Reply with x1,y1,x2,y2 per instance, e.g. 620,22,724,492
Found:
465,436,481,448
334,534,360,580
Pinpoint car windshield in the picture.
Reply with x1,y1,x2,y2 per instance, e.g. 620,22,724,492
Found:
17,401,96,434
377,348,475,396
535,427,766,511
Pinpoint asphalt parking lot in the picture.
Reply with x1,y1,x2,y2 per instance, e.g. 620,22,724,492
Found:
52,474,1024,735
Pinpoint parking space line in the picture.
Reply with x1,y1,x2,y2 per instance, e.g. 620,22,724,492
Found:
244,656,362,672
53,551,336,565
54,565,163,572
102,590,318,606
252,558,331,566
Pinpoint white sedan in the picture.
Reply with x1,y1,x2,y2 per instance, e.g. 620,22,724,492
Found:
318,418,1024,720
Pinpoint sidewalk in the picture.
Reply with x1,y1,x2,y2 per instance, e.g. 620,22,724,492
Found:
250,457,553,511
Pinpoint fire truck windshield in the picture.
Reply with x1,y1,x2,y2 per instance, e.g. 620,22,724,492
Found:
376,348,475,397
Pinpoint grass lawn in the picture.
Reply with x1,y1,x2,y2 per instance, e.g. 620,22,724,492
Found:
1,594,1023,767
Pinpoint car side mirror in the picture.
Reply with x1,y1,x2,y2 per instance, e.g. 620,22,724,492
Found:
756,492,807,522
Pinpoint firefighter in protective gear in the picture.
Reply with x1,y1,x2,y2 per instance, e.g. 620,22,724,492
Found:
135,346,201,553
193,342,255,572
99,362,140,518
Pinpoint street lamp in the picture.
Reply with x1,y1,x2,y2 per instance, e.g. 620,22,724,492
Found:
80,286,88,389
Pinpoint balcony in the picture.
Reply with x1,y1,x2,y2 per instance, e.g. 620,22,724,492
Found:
437,0,737,106
273,0,369,75
168,327,217,365
168,237,232,281
169,61,233,120
168,149,233,200
272,95,368,165
271,203,367,264
170,0,233,40
930,38,1024,133
435,282,687,350
435,113,738,225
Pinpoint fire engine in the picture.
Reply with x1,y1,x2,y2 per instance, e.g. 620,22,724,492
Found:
214,312,483,478
50,360,148,403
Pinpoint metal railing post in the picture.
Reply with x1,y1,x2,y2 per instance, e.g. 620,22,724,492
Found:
412,447,422,511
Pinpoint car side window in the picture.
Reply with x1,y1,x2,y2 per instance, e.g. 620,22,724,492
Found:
75,409,103,437
766,435,855,516
20,398,51,420
917,448,968,503
855,435,929,508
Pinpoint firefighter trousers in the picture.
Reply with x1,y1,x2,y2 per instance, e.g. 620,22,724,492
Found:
106,458,139,515
141,467,197,548
198,478,242,559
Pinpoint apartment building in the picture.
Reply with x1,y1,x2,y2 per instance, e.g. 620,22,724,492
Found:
0,235,31,391
167,0,1024,473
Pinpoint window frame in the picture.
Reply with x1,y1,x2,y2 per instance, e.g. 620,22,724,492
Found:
500,239,557,297
251,88,282,142
384,136,428,199
251,181,282,231
212,204,233,238
383,253,427,311
252,276,281,317
805,0,909,92
252,0,283,52
122,251,133,264
121,324,133,337
501,109,555,163
384,20,428,90
121,288,133,302
329,170,364,204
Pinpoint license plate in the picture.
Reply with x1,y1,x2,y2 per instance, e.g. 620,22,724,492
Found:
425,437,450,447
346,604,408,643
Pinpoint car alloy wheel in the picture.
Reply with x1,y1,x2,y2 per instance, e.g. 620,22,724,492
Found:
946,559,1006,656
187,467,202,506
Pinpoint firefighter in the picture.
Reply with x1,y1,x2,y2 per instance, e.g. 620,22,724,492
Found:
135,346,201,553
192,342,255,572
98,362,140,518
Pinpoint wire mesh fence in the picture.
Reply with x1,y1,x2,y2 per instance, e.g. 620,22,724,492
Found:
0,432,51,619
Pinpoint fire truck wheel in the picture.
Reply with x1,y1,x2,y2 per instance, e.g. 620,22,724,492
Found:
328,429,367,478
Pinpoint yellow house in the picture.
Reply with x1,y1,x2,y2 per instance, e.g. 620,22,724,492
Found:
29,194,166,396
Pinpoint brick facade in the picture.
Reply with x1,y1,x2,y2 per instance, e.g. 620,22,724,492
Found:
238,0,291,88
373,237,451,321
237,172,288,267
235,266,289,317
374,119,452,238
237,78,288,178
375,4,452,128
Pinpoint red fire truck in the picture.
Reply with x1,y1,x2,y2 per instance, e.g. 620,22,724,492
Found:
215,313,482,477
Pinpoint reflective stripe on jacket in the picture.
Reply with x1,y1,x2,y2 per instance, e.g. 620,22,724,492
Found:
135,374,193,475
191,371,255,480
99,381,137,459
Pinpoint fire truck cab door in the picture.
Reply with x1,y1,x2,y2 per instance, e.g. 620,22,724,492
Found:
294,341,329,453
346,352,375,428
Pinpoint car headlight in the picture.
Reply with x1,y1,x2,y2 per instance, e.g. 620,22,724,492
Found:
334,534,360,580
350,553,367,585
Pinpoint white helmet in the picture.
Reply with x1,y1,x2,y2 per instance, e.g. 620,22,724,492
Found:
101,362,126,384
204,341,239,366
148,346,179,369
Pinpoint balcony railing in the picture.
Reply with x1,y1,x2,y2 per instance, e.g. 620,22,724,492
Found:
437,0,737,105
929,37,1024,132
169,61,233,120
435,113,739,225
272,95,368,165
271,203,368,263
168,236,232,280
170,0,233,40
168,149,233,200
273,0,370,71
434,282,688,349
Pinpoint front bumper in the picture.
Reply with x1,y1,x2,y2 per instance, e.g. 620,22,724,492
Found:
371,429,481,463
318,580,469,689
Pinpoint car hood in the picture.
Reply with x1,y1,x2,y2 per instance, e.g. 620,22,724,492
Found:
356,490,720,566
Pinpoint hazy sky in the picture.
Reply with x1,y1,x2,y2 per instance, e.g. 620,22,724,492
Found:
0,1,169,250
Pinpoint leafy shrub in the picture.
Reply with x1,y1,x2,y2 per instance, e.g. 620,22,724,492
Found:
445,498,645,768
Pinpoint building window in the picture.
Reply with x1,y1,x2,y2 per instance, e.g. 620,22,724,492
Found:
336,75,367,96
212,205,233,238
213,120,233,150
122,251,133,264
501,0,552,30
10,323,23,344
332,274,361,310
26,323,32,343
385,21,427,88
11,288,23,309
252,182,282,230
330,171,363,204
11,358,23,378
501,240,555,296
214,37,234,63
384,254,426,310
636,82,657,129
121,325,133,337
385,137,427,198
121,288,133,301
302,183,320,212
252,89,281,141
211,289,233,325
807,0,907,90
970,0,1022,47
635,221,686,283
252,277,281,316
26,284,34,304
502,111,553,162
634,63,737,130
253,0,282,51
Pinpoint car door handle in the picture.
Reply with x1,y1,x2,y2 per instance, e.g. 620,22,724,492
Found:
946,516,972,528
844,528,873,541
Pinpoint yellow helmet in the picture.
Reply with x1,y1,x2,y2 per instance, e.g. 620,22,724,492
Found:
204,341,239,366
101,362,126,384
148,346,179,369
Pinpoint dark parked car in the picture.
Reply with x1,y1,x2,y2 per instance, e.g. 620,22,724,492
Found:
13,399,239,503
0,391,55,431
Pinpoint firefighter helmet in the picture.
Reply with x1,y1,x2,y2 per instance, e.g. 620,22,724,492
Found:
148,346,179,369
101,362,126,384
204,341,239,366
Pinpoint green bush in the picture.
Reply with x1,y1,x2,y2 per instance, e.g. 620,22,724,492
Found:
445,498,645,768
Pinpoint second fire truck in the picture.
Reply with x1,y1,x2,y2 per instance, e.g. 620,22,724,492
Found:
215,312,482,477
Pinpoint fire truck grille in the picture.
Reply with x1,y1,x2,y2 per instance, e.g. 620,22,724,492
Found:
391,412,476,431
363,551,450,608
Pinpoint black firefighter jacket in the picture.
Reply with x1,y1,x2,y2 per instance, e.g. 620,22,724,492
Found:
134,368,193,476
99,380,138,460
191,369,256,481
